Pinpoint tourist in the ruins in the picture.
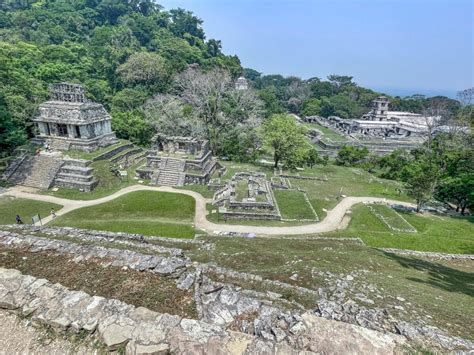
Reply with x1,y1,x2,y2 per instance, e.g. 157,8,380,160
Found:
15,215,23,224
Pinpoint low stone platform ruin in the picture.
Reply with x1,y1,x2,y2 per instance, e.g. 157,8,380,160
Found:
213,172,281,220
136,134,223,187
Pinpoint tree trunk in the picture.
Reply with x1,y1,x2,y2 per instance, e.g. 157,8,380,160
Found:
416,200,422,213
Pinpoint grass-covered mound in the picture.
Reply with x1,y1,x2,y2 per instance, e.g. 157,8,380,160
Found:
0,196,62,225
51,191,197,238
273,189,318,220
326,203,474,254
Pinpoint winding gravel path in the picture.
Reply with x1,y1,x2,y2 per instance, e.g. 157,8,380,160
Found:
3,185,414,236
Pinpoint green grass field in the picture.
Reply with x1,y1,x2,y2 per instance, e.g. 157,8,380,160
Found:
367,204,416,232
273,189,318,220
287,164,409,219
323,204,474,254
44,159,145,201
51,191,197,238
0,196,62,225
64,140,130,160
303,122,348,142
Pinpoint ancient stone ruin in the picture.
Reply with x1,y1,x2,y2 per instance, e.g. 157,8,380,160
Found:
136,134,223,186
235,76,249,90
314,96,439,139
213,172,281,220
1,83,128,191
33,83,117,152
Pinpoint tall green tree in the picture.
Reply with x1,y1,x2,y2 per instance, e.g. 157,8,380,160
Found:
336,146,369,166
403,158,440,212
260,114,309,168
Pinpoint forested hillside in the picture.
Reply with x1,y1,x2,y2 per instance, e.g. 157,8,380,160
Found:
0,0,469,159
0,0,241,155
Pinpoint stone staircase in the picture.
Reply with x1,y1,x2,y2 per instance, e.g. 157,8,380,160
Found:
49,139,71,151
54,159,97,192
152,157,186,186
7,155,64,189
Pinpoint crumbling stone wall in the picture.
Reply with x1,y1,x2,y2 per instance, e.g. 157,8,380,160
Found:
0,268,407,354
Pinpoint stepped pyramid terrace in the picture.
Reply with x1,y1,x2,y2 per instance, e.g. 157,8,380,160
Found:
136,134,223,186
33,83,117,152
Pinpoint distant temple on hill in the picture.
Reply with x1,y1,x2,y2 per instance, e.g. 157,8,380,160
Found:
33,83,117,152
235,76,249,90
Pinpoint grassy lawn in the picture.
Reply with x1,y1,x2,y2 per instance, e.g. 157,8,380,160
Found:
44,159,145,201
235,180,248,201
177,185,215,199
50,191,197,238
367,204,416,232
189,236,474,340
0,196,62,225
303,122,349,142
273,189,318,220
64,140,130,160
323,204,474,254
287,164,409,219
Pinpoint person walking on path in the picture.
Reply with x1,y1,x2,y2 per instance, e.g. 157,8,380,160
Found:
50,209,56,219
15,215,23,224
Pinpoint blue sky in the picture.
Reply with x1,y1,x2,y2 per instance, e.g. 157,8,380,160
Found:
160,0,473,97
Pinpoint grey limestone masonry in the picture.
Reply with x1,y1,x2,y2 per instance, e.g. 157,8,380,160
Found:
0,267,407,354
0,226,473,352
136,134,223,187
213,172,281,220
54,158,96,192
33,83,117,152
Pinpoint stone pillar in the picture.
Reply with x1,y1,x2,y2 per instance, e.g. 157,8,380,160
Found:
79,125,91,139
50,123,58,136
67,124,75,138
37,122,49,136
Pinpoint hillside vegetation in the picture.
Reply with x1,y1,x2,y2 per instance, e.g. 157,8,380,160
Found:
1,0,466,160
0,0,241,154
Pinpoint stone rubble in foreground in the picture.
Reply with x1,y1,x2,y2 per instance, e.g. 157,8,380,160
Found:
0,225,473,353
0,268,404,354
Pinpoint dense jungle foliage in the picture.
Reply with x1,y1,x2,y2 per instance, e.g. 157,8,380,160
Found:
0,0,469,160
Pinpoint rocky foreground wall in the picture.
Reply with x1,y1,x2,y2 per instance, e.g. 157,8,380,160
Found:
1,226,473,353
0,268,405,354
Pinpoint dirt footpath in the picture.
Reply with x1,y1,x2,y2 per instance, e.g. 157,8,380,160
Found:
0,311,97,354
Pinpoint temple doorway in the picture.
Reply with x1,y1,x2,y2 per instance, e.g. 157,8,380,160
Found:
57,124,68,137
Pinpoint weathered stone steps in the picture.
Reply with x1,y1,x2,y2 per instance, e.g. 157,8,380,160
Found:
7,155,64,189
54,158,96,192
55,172,94,183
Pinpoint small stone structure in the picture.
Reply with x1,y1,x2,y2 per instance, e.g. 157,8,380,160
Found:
33,83,117,152
235,76,249,90
137,134,222,186
213,172,281,220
